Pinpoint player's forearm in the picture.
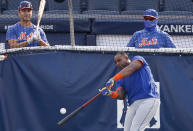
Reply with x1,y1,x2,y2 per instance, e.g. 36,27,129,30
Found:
39,40,49,46
120,61,141,77
9,41,29,48
113,61,143,81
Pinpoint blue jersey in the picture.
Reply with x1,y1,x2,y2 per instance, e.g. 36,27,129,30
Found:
116,56,159,105
6,22,48,47
127,27,176,48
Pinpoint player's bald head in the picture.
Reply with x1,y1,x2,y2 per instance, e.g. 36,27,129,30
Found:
114,52,130,69
116,51,127,56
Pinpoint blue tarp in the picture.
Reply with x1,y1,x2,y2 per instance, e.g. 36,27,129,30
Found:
0,51,193,131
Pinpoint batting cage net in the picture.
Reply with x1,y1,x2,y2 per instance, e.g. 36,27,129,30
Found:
1,0,193,51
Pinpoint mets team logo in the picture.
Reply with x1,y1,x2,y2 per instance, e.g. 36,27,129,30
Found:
138,38,157,47
17,32,33,40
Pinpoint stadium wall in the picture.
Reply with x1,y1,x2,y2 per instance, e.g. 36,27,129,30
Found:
1,18,193,48
0,50,193,131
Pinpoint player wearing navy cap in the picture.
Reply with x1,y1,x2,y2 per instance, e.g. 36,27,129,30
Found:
127,9,176,48
100,52,160,131
6,1,49,48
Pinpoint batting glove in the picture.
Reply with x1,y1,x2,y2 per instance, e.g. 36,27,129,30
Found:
105,78,115,89
99,87,112,96
33,30,41,42
26,34,34,44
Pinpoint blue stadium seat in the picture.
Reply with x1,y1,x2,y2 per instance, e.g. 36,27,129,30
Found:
121,10,144,15
82,0,120,15
83,10,120,15
163,0,193,12
0,0,7,13
159,11,193,16
0,0,1,13
121,0,160,14
46,0,80,14
45,10,79,14
2,0,40,14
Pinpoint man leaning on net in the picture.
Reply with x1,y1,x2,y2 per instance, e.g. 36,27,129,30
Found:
6,1,49,49
127,9,176,48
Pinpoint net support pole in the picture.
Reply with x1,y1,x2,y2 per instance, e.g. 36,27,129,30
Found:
68,0,75,46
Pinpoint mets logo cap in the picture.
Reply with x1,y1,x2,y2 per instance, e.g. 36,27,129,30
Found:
18,1,33,10
144,9,158,19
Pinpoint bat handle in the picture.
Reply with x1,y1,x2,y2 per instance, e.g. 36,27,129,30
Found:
83,92,102,107
36,25,39,32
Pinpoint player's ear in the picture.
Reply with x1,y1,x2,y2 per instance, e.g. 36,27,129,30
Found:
124,55,129,60
18,11,20,16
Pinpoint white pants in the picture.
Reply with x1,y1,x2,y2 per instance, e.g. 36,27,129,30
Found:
124,98,160,131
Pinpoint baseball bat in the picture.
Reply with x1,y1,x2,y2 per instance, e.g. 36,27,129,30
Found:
57,92,102,126
36,0,46,31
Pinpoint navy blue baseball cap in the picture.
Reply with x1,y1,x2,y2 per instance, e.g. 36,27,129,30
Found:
144,9,158,18
18,1,33,10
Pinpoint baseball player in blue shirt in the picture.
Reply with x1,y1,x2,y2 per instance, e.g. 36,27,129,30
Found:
6,1,49,48
127,9,176,48
100,52,160,131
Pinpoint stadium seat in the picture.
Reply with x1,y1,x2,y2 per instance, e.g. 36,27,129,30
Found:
2,0,40,14
159,11,193,16
83,10,120,15
163,0,193,12
121,0,160,14
46,0,80,14
82,0,120,15
0,0,6,13
0,2,1,14
121,10,144,15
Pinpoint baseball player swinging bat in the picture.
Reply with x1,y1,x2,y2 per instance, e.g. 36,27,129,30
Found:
57,92,102,126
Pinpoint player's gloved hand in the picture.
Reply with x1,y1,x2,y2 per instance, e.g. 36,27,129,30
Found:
99,87,112,96
105,78,115,89
33,30,41,42
26,34,34,44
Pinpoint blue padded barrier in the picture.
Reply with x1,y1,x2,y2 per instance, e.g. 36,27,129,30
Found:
46,33,87,46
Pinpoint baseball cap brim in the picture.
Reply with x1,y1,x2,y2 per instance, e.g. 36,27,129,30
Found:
144,15,157,19
20,7,33,10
